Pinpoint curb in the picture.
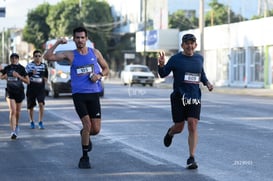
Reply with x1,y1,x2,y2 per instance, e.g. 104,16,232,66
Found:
104,78,273,98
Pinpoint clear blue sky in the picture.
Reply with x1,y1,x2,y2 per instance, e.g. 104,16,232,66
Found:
169,0,259,19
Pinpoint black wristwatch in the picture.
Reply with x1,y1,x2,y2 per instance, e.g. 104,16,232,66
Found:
99,72,103,77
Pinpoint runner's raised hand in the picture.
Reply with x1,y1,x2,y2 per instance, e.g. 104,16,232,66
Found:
158,51,165,67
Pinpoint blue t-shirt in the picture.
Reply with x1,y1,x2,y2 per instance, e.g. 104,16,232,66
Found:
158,52,208,99
70,48,103,94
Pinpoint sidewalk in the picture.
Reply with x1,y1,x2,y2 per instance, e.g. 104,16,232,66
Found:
207,86,273,97
104,78,273,98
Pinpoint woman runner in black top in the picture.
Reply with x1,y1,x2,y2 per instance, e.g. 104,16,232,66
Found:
0,53,30,139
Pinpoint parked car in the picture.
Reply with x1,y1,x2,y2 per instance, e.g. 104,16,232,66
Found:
120,64,155,86
46,59,71,97
44,39,104,97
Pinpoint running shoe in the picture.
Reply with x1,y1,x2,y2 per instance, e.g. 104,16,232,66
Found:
38,121,44,129
30,121,35,129
80,129,92,152
78,156,91,169
11,132,17,140
186,156,198,169
164,128,173,147
15,125,20,135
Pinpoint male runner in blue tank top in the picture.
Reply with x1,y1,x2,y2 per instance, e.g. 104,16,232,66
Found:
158,34,213,169
44,27,109,169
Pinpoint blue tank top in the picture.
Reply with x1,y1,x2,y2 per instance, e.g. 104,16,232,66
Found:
70,48,103,94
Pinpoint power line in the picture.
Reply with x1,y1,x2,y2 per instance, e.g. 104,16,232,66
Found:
83,19,126,29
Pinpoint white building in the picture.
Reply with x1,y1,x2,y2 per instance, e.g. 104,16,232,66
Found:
181,17,273,88
135,17,273,88
109,0,273,89
107,0,168,34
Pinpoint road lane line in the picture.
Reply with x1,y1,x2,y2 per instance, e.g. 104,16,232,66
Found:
122,148,165,166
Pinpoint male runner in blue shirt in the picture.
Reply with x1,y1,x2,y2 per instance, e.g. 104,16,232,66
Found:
158,34,213,169
44,27,109,169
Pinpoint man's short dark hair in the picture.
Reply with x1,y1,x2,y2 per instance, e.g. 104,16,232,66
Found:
10,53,19,59
33,49,42,56
73,27,88,37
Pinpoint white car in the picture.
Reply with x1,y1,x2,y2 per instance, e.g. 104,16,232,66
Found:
121,64,155,86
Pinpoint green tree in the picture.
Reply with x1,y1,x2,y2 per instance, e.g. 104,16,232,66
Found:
169,10,198,31
46,0,113,56
46,0,81,38
81,0,114,56
22,0,114,54
22,3,51,49
205,0,246,26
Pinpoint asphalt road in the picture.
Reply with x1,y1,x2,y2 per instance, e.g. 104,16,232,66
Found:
0,80,273,181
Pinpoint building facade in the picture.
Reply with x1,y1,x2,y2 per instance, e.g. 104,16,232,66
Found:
135,16,273,88
107,0,168,34
181,17,273,88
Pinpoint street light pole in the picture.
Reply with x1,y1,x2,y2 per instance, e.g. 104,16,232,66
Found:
199,0,204,56
0,6,6,64
79,0,82,8
143,0,147,65
1,28,4,64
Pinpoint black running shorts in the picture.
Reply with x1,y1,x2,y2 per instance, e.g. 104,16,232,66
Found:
26,89,46,109
5,88,25,103
72,93,101,119
170,92,201,122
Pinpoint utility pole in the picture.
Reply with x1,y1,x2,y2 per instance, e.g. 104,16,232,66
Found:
0,6,6,64
79,0,82,8
199,0,204,56
143,0,147,65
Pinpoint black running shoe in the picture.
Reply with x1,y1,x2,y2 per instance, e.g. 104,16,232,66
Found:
11,132,17,140
164,128,173,147
186,156,198,169
80,129,92,152
78,156,91,169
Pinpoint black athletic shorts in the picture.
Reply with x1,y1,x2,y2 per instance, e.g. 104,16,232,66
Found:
72,93,101,119
5,88,25,103
170,92,201,122
26,89,46,109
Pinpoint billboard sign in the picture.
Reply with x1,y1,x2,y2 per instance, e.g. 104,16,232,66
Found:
0,7,6,17
136,30,159,52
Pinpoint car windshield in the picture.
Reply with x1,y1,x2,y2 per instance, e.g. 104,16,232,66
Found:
57,59,70,65
130,66,149,72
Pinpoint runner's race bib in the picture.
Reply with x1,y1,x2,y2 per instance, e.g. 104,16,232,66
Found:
31,77,43,83
184,72,200,84
76,65,94,75
7,77,18,81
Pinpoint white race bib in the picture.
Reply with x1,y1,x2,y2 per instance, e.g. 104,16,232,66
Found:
7,77,18,81
76,65,93,75
31,77,43,83
184,72,200,84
